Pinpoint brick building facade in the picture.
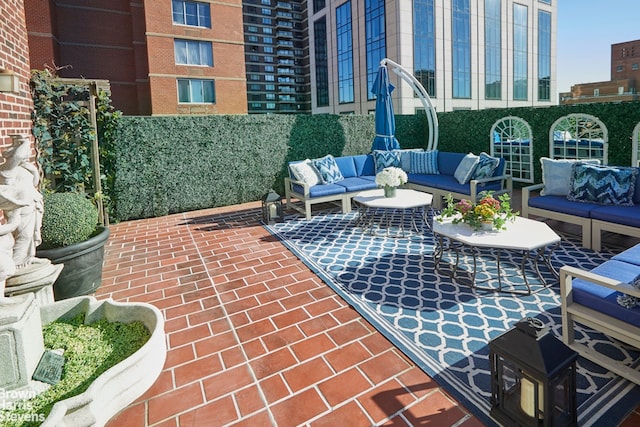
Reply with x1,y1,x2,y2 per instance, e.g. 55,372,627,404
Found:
560,39,639,105
25,0,247,116
0,0,34,153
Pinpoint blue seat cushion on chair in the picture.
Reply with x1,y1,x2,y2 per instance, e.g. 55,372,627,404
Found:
334,156,357,178
571,260,640,328
353,154,375,176
292,182,347,197
336,177,378,192
591,205,640,228
527,195,598,218
612,244,640,266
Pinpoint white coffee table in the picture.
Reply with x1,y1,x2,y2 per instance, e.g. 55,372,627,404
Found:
352,188,433,237
432,215,561,294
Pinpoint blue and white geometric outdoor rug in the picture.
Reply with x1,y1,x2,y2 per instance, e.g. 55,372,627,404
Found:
264,209,640,426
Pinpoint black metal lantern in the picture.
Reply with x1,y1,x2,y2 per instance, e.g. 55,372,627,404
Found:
489,317,578,427
261,189,283,224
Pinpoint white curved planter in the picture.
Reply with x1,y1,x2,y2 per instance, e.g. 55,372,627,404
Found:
38,296,166,427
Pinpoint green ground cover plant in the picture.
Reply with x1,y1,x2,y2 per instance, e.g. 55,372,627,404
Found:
0,313,150,427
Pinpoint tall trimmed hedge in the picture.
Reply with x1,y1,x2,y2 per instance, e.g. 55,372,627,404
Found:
113,102,640,221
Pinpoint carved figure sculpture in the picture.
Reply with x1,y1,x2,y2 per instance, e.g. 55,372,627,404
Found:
0,135,45,302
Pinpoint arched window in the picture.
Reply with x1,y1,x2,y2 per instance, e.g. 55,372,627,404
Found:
549,114,608,164
632,122,640,166
490,116,534,183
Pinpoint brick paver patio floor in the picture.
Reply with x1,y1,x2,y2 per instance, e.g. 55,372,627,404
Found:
98,200,640,426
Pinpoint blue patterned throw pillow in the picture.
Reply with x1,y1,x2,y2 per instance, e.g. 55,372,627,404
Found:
568,163,638,206
373,150,401,174
312,154,344,184
453,153,480,185
472,152,500,179
410,150,439,174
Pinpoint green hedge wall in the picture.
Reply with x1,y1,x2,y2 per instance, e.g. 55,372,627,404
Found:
113,102,640,221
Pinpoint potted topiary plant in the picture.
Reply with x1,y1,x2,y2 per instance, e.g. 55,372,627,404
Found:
36,192,110,300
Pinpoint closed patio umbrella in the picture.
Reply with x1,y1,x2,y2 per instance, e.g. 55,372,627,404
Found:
371,64,400,151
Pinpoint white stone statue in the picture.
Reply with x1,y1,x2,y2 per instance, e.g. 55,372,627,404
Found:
0,135,47,303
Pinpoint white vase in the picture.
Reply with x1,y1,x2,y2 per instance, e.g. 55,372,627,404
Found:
480,220,494,231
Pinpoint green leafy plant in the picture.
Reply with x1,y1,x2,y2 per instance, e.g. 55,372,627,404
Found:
30,69,121,216
438,192,518,231
40,192,99,249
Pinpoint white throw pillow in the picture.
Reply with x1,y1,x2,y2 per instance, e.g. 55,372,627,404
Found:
289,159,321,187
454,153,480,184
540,157,600,196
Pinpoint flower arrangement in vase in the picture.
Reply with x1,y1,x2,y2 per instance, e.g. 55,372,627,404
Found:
375,167,408,198
437,192,518,231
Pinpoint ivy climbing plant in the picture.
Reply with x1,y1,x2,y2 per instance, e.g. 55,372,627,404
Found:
30,69,121,218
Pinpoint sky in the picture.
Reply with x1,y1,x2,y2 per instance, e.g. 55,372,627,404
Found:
556,0,640,93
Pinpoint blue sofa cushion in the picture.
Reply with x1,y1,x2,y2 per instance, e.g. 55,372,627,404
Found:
438,152,467,176
312,154,344,184
410,150,439,174
612,243,640,266
289,159,321,186
568,163,638,206
334,156,357,178
292,182,347,197
336,177,378,192
454,153,480,184
571,260,640,328
473,152,500,179
353,154,376,177
539,157,600,196
407,173,501,196
591,204,640,228
373,150,401,173
527,195,598,218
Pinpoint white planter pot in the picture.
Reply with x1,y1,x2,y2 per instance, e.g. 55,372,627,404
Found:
39,296,166,427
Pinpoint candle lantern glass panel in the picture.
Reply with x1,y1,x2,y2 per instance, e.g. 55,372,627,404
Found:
489,317,578,427
262,190,283,224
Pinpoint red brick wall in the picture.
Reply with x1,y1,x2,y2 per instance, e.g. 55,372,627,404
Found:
0,0,34,152
143,0,247,115
24,0,247,115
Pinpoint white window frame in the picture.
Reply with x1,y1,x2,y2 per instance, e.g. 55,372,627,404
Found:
549,113,608,164
174,39,213,66
172,0,211,28
632,122,640,166
490,116,534,183
177,79,216,104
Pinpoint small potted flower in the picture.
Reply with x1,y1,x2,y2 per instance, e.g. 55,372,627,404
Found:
375,167,408,198
438,191,518,231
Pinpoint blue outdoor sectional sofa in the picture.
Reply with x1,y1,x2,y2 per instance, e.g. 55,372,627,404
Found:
522,158,640,250
284,149,513,220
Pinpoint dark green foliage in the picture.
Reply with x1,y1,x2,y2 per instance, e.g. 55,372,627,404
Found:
30,70,121,216
112,102,640,221
40,192,99,249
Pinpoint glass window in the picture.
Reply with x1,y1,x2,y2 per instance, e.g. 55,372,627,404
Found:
365,0,386,100
491,116,534,183
513,3,528,100
336,2,354,104
262,8,271,15
172,0,211,28
452,0,471,98
414,0,436,97
313,0,326,13
538,0,551,3
537,11,551,101
174,39,213,66
177,79,215,103
484,0,501,99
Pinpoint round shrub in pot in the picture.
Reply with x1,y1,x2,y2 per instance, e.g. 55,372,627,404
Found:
36,192,110,300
